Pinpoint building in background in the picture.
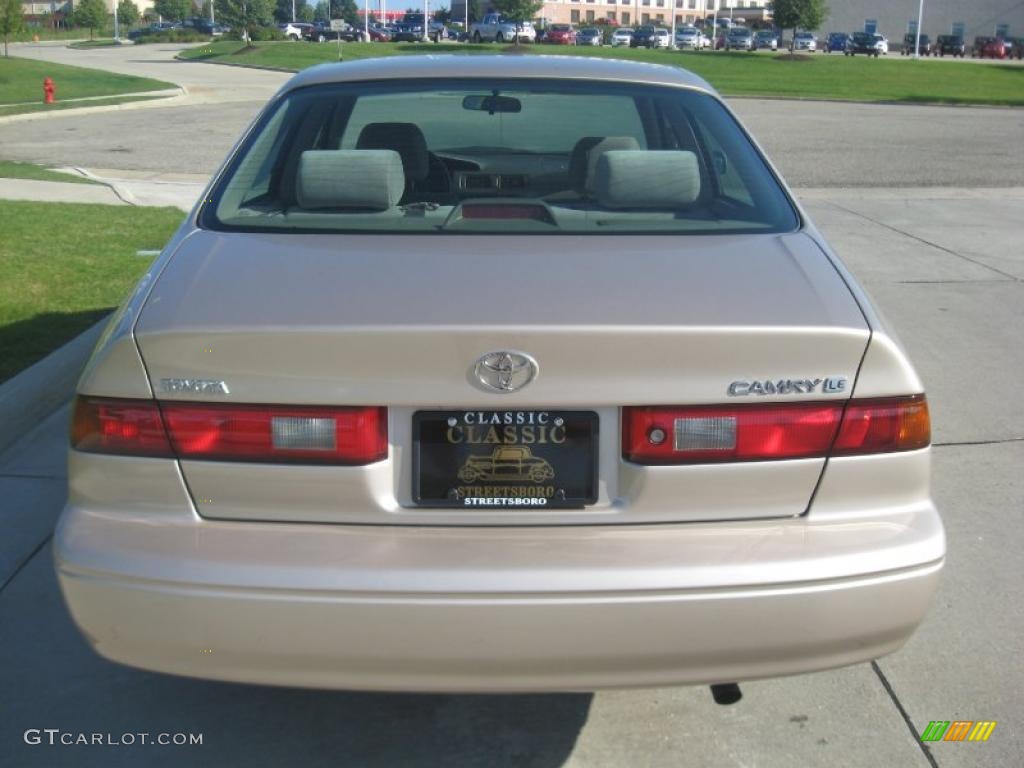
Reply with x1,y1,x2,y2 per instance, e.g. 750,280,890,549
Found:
813,1,1021,40
450,0,1021,36
450,0,770,28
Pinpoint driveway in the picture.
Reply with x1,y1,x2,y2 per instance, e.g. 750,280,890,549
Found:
1,43,1022,768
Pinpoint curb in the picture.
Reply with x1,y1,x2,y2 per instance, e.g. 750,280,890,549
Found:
0,317,108,459
0,88,186,125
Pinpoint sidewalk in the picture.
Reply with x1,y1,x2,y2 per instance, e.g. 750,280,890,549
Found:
0,168,206,210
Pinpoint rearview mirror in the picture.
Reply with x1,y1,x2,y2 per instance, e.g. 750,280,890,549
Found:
462,95,522,114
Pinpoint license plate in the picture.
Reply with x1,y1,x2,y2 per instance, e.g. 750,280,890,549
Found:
413,410,598,508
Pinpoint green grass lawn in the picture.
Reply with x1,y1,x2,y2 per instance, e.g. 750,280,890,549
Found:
0,201,184,383
178,41,1024,106
0,161,97,184
0,56,174,115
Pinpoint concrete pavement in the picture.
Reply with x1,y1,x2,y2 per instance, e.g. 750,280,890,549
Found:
1,187,1021,768
1,43,1022,188
0,169,206,210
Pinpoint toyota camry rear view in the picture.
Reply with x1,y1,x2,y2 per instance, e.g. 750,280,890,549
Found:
55,56,944,692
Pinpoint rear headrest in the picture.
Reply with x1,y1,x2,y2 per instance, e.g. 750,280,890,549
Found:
593,150,701,210
584,137,641,194
296,150,405,211
356,122,429,182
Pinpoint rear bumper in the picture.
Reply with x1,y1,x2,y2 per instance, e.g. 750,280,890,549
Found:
55,474,944,692
58,555,941,692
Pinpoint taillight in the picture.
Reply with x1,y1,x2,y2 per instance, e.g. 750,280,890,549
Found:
832,396,930,455
161,403,387,464
623,403,843,464
72,398,173,457
72,398,387,465
622,396,929,464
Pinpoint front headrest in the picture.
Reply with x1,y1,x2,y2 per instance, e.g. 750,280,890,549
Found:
296,150,405,211
356,122,430,182
593,150,701,210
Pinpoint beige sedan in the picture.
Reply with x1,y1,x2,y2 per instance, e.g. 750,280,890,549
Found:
55,56,944,693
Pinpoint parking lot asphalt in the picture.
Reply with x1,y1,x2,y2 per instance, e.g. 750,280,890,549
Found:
1,42,1023,188
1,186,1021,768
2,41,1023,768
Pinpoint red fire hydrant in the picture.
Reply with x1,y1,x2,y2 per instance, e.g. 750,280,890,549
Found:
43,77,55,105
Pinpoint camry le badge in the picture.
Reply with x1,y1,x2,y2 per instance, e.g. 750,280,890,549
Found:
474,351,538,393
728,377,848,396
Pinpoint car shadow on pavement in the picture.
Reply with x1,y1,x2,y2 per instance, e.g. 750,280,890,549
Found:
1,549,592,768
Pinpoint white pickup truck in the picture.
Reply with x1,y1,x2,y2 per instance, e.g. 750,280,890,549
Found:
470,14,537,43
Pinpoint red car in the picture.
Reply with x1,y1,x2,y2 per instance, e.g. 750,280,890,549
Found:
545,24,577,45
983,38,1007,58
973,36,1006,58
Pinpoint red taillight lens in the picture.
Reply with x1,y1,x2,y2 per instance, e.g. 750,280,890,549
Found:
623,403,844,464
832,396,930,455
72,398,387,465
160,403,387,464
622,396,930,464
72,397,173,457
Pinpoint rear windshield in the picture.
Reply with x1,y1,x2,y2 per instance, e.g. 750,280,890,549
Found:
201,78,798,235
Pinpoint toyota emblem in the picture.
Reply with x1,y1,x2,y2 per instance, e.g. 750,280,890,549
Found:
474,351,538,393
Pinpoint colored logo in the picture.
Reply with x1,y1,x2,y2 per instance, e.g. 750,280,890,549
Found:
457,446,555,484
920,721,997,742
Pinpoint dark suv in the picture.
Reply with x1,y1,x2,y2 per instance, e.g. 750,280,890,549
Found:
901,33,930,55
933,34,965,57
845,32,880,57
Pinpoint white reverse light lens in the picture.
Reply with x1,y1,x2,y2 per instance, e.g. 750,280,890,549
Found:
674,417,737,452
271,417,336,451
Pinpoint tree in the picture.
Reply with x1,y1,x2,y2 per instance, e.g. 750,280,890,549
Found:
489,0,543,45
769,0,827,50
0,0,25,57
74,0,109,39
297,3,314,22
118,0,141,27
313,0,329,22
154,0,193,22
336,0,359,26
216,0,274,40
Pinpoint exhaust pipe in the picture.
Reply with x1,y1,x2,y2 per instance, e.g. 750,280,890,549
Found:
710,683,742,705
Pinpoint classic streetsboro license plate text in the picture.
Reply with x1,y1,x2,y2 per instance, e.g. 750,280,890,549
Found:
414,410,598,508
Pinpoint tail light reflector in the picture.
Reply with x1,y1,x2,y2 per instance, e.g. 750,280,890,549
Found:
72,398,387,465
72,398,173,458
623,396,929,464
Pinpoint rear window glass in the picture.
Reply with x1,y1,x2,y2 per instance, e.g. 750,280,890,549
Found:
202,78,798,235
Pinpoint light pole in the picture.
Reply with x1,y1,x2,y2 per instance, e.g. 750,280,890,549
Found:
671,0,676,48
113,1,119,42
913,0,925,59
365,0,370,39
292,0,296,23
423,0,429,41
